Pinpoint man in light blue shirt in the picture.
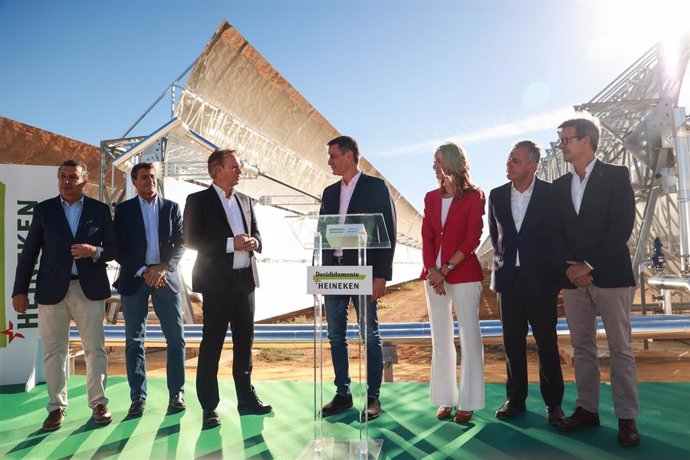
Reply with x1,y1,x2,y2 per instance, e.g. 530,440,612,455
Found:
12,159,115,431
114,162,186,416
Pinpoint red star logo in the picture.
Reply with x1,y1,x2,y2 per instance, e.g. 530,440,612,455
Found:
1,321,25,343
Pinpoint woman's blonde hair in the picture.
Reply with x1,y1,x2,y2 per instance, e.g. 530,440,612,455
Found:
437,141,477,197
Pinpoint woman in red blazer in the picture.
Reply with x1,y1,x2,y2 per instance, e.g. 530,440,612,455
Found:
421,141,485,423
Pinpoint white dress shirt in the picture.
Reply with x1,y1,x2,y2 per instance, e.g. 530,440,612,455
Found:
335,171,362,257
570,158,597,215
212,183,250,269
570,158,597,269
511,178,535,267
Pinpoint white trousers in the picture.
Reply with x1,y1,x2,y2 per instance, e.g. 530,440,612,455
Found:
425,281,484,410
38,280,109,412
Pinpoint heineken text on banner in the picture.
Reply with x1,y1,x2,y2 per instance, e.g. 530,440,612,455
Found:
1,165,57,385
307,266,373,295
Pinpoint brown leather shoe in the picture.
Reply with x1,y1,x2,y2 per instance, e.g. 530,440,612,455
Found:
361,398,381,421
436,406,453,420
92,403,112,424
453,410,473,423
42,409,65,431
618,419,640,447
558,407,599,432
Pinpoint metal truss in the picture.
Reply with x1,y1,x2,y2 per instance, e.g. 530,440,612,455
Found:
538,33,690,297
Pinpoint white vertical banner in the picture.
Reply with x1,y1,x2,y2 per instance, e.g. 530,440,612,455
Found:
0,165,57,386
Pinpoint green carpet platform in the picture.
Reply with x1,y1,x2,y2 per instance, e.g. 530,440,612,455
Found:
1,377,688,459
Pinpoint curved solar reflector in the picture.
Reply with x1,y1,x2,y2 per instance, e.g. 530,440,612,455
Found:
174,20,422,247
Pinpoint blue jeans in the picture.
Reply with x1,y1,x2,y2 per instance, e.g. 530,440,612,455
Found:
325,295,383,399
122,283,185,400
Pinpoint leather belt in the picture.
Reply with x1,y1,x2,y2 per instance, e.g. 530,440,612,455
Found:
70,275,79,281
230,267,251,277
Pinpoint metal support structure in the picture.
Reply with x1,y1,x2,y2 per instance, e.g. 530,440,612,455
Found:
537,33,690,314
673,107,690,274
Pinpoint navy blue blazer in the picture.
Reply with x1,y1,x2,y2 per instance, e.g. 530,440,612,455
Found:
12,195,116,305
488,177,556,294
551,160,636,289
319,172,397,280
113,196,185,295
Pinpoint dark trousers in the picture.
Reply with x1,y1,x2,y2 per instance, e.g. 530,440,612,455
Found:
498,269,564,407
196,269,255,410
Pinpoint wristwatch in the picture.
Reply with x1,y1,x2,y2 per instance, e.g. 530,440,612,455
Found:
445,262,455,271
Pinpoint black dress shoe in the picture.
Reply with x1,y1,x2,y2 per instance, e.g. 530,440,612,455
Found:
42,409,65,431
321,393,353,417
203,409,221,427
168,393,186,411
546,406,564,426
618,419,640,447
237,391,272,415
495,400,526,420
558,407,600,432
361,398,381,421
128,398,146,417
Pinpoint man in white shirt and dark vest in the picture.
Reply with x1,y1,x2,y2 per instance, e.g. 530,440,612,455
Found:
488,140,565,426
184,149,271,428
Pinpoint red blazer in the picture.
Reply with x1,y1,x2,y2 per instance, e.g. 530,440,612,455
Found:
420,188,484,284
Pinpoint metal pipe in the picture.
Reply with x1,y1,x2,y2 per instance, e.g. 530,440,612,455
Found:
639,262,649,350
647,274,690,291
662,289,673,315
111,118,182,171
632,186,660,278
672,107,690,273
121,59,197,138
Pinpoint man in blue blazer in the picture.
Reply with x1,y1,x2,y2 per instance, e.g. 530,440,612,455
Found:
184,148,271,428
114,162,186,416
551,118,639,447
12,159,115,431
488,140,564,426
319,135,397,421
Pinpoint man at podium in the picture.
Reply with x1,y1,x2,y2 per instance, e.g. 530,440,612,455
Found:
319,135,397,420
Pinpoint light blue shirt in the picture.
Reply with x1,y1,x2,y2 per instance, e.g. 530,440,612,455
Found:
61,195,103,276
137,195,161,277
61,195,83,276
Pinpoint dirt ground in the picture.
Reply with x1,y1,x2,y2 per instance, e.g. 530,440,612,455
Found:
90,278,690,384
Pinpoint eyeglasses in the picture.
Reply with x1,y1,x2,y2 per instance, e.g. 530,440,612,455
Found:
558,136,581,145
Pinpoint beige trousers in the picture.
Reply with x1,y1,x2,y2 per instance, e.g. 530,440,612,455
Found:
38,280,109,412
562,285,639,419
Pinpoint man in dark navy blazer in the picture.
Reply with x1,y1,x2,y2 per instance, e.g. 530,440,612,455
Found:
12,159,115,431
318,135,397,421
114,162,186,417
551,118,639,447
488,140,564,426
184,148,271,428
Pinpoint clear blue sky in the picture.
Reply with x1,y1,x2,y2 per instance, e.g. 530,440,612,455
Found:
2,0,689,214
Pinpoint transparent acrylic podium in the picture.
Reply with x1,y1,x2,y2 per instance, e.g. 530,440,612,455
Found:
285,213,392,460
